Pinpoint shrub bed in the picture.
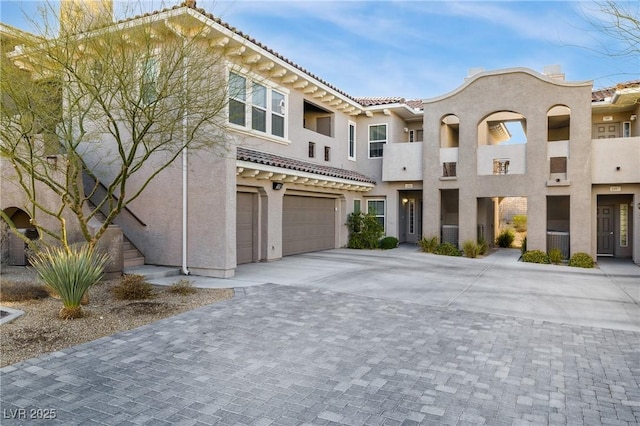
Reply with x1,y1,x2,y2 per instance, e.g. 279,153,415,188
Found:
434,242,462,256
568,252,594,268
522,250,550,264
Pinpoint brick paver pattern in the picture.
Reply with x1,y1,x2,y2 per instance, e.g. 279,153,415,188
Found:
1,284,639,425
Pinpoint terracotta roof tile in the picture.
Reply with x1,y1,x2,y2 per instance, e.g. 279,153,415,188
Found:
592,80,640,102
237,147,376,184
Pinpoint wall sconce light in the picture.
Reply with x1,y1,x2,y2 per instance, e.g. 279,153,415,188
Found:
631,114,637,121
403,127,409,133
402,198,409,204
272,182,283,190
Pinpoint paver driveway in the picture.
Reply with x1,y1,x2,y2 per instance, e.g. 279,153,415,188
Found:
1,249,639,425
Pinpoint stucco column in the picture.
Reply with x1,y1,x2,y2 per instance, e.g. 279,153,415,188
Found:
527,193,547,252
422,187,440,240
458,187,477,246
265,186,284,261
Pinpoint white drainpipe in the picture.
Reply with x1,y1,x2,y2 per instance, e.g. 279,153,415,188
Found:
181,38,190,276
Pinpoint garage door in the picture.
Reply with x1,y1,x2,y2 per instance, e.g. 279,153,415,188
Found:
236,192,255,264
283,195,335,256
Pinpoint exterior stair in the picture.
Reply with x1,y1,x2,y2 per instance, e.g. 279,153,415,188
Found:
123,236,145,268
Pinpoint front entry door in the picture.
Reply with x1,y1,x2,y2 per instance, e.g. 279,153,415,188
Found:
597,205,614,255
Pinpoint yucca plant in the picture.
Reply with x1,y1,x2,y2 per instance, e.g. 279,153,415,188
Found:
30,245,109,319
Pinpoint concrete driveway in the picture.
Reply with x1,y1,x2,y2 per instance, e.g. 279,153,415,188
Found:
152,246,640,332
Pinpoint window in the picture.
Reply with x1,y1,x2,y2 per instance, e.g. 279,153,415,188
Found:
353,199,361,213
228,71,286,138
442,162,457,177
550,157,567,173
409,129,423,143
493,159,510,175
367,199,385,230
409,200,416,234
369,124,387,158
229,72,246,126
308,142,316,158
324,146,331,161
141,56,159,105
620,204,628,247
623,122,631,138
251,82,267,132
348,121,356,160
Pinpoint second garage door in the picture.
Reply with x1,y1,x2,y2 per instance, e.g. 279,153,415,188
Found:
283,195,335,256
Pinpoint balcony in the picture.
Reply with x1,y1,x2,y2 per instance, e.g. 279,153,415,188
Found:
592,136,640,184
382,142,423,181
477,144,526,175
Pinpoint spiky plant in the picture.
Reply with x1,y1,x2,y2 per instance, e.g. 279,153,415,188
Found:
30,245,109,319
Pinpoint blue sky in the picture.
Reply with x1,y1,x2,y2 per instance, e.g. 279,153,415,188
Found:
1,1,638,99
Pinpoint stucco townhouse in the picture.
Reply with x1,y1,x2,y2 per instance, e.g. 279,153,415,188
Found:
2,1,639,276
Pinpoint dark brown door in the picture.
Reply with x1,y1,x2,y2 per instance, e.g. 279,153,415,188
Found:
236,192,255,264
597,205,614,255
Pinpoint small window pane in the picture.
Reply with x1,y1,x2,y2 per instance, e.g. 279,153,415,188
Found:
272,91,285,115
229,99,245,126
252,83,266,108
252,107,266,132
369,141,384,158
354,199,361,213
272,115,284,137
370,124,386,141
229,72,246,101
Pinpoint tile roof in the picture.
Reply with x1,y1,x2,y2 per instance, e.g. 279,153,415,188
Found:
237,147,376,184
592,80,640,102
96,2,362,106
355,97,424,110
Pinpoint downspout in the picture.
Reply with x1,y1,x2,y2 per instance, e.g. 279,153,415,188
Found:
181,37,190,275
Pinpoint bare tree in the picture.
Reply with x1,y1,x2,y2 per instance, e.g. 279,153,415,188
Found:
582,1,639,59
1,1,231,252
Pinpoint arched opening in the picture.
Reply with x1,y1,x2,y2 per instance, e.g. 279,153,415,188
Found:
1,207,39,266
547,105,571,142
477,111,527,175
440,114,459,177
547,105,571,183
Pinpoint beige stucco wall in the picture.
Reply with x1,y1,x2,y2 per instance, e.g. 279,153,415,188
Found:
422,69,593,254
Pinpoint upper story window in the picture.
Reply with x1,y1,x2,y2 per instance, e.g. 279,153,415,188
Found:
368,124,387,158
308,141,316,158
409,129,423,143
141,56,159,105
228,71,286,139
324,146,331,161
348,121,356,160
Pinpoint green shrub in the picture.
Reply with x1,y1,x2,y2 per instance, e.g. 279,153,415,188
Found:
112,274,154,300
0,280,50,302
568,252,594,268
167,279,197,295
521,250,550,264
462,240,479,258
477,238,488,255
434,242,462,256
548,248,563,265
346,212,384,249
379,236,399,250
521,236,527,254
418,236,438,253
512,215,527,232
30,244,108,319
496,229,515,248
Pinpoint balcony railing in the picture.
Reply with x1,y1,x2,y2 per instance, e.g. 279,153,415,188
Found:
442,162,457,177
493,159,510,175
